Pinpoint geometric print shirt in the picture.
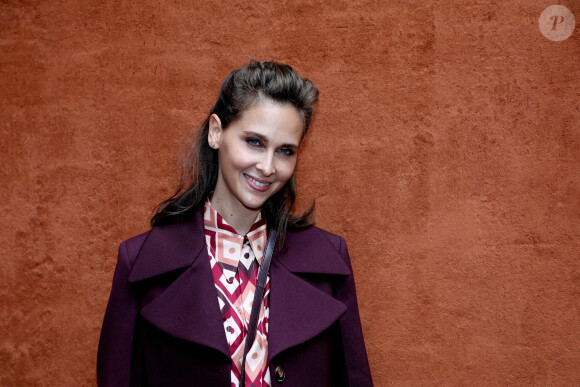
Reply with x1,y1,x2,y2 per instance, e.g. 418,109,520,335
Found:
203,200,271,387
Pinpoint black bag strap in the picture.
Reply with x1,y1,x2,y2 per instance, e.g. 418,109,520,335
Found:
240,228,277,387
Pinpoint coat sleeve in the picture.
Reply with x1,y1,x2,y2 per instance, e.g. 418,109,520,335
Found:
335,236,374,386
97,240,140,387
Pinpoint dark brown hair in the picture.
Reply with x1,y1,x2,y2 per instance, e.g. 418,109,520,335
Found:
151,60,319,246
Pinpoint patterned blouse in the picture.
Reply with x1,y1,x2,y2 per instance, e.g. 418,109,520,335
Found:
203,200,271,386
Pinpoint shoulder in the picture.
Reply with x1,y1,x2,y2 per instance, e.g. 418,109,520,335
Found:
118,231,149,266
287,225,346,254
122,231,149,251
282,226,352,275
118,212,202,263
314,226,346,253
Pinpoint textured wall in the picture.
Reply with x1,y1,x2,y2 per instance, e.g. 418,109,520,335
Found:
1,0,578,385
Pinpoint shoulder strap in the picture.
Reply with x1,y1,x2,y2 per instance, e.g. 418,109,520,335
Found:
240,228,277,386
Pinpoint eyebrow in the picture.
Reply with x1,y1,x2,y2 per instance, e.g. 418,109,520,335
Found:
243,131,299,150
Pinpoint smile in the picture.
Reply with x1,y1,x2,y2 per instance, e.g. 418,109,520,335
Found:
244,174,271,192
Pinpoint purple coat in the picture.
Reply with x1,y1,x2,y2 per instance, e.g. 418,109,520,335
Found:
97,209,373,386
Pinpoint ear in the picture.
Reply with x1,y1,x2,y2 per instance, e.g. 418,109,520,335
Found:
208,114,223,149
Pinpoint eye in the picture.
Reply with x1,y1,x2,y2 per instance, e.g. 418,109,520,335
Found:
277,147,295,156
246,138,262,147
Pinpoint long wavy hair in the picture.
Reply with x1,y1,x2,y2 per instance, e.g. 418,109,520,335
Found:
151,60,319,247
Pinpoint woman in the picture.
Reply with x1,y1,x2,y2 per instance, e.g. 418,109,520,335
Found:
97,60,373,386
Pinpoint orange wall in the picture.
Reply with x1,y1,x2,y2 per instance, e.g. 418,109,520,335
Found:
1,1,578,385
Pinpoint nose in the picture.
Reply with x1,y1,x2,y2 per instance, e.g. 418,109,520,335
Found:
256,151,275,176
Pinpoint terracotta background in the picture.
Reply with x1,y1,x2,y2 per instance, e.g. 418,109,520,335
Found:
1,0,578,385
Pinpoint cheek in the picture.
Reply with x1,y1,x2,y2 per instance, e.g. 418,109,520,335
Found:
235,150,260,171
278,159,297,181
220,146,253,172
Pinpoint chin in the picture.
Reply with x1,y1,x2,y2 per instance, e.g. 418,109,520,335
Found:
234,193,263,210
238,182,286,211
242,198,268,211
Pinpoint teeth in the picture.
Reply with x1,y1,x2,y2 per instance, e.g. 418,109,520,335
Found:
246,175,269,187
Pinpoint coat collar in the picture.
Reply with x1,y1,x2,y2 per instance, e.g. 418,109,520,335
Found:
128,208,351,360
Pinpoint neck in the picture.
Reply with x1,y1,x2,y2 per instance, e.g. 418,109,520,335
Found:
210,197,260,236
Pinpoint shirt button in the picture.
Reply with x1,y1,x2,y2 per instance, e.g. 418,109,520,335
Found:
274,365,285,383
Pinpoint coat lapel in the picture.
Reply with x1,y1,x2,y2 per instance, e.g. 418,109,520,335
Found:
127,210,230,358
268,228,351,360
126,210,352,362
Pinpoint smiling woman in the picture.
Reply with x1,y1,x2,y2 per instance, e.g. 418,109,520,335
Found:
97,60,373,387
208,100,303,235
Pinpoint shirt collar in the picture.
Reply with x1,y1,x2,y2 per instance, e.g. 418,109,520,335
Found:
203,199,268,266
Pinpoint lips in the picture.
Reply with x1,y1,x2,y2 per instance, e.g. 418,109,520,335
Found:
244,173,271,192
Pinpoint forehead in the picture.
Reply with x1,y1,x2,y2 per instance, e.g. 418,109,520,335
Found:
232,99,304,144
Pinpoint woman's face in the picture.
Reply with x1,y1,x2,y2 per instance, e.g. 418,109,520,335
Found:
209,99,303,216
